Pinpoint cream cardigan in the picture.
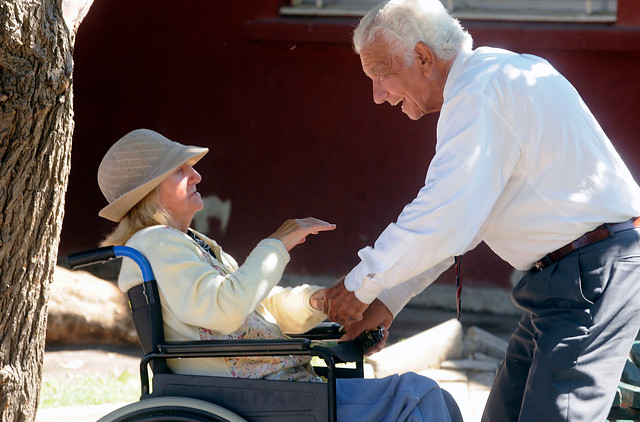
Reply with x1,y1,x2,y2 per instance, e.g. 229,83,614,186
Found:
118,225,327,378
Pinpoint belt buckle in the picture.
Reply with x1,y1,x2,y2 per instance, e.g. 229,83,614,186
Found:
533,256,552,272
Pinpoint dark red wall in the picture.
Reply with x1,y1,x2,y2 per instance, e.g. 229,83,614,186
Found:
61,0,640,290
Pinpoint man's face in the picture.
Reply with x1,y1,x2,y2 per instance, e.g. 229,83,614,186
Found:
359,38,443,120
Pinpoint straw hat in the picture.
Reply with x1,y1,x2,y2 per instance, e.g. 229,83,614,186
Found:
98,129,209,222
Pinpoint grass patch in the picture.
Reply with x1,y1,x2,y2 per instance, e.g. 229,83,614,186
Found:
39,370,140,408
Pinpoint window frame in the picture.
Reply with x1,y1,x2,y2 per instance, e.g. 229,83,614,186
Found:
280,0,617,23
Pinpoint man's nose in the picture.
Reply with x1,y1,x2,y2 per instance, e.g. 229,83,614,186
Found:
372,80,387,104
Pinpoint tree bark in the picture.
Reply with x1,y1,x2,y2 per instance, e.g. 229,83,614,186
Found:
0,0,91,420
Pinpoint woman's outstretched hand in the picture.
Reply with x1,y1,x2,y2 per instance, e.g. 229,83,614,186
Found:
269,217,336,251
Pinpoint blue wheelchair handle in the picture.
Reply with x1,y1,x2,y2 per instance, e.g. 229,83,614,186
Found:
67,245,155,282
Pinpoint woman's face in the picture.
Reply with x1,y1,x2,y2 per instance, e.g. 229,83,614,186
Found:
157,164,204,231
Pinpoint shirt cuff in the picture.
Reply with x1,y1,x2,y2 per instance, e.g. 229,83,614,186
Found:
344,262,383,305
344,262,366,291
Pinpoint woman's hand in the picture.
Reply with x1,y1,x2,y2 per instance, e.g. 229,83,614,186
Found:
269,217,336,251
309,288,326,310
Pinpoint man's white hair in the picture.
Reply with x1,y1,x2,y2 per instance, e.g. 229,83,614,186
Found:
353,0,472,63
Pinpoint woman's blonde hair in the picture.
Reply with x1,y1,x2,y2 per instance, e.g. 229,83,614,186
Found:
100,188,173,246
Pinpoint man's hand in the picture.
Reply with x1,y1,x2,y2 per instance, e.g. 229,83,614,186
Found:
322,278,369,325
341,299,394,356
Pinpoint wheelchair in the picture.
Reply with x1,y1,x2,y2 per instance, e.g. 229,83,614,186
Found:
69,246,464,422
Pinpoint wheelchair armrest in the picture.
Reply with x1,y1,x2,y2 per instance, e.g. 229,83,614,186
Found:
156,338,312,357
152,337,362,364
139,338,314,395
323,341,363,364
288,322,343,340
138,337,364,396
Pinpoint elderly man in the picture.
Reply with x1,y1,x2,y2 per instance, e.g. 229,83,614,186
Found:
322,0,640,420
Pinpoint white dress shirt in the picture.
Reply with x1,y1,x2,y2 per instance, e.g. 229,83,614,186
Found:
346,46,640,315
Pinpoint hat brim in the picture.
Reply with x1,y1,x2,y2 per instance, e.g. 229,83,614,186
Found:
99,146,208,222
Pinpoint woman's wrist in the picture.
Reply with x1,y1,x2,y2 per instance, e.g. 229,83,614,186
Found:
309,288,326,311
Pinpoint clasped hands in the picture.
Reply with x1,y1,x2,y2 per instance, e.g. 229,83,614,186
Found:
268,217,392,354
319,278,393,355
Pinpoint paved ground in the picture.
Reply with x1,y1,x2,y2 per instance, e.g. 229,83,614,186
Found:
36,307,520,422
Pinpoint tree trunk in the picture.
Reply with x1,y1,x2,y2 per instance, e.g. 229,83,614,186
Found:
0,0,91,420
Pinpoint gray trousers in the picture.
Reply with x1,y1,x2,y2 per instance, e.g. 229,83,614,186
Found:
482,228,640,422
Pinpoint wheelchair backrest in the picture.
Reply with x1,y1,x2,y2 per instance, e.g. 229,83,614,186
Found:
67,245,170,373
127,280,170,373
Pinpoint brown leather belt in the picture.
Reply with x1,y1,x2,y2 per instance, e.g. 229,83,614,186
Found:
533,217,640,272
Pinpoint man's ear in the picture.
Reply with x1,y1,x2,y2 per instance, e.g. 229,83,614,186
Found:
414,42,435,75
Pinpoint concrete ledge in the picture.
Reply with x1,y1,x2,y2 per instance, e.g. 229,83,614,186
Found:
408,283,521,316
366,319,464,378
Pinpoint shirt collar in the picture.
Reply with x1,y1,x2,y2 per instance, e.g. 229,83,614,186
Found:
443,47,473,100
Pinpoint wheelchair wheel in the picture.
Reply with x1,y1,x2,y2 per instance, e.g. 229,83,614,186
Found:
97,396,247,422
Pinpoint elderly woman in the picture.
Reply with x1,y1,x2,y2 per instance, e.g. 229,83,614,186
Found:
97,128,461,421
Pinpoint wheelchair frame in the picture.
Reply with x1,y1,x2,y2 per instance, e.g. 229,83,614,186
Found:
68,246,365,422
